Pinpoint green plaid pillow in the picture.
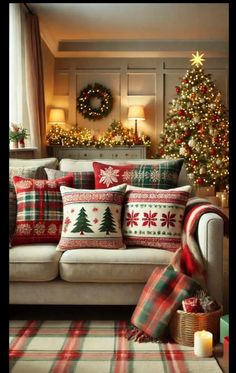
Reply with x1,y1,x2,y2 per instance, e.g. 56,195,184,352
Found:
9,166,49,241
93,159,184,189
45,168,95,189
11,175,73,246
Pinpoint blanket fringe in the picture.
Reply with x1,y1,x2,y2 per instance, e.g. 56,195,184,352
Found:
125,326,160,343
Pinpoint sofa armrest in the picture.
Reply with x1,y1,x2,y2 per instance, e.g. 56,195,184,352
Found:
197,212,224,304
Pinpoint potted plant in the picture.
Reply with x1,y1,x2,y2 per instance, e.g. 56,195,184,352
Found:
9,123,29,149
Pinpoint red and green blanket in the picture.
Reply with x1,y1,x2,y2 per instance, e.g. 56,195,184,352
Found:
127,197,229,342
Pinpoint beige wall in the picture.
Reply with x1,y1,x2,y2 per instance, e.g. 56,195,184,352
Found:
45,56,228,157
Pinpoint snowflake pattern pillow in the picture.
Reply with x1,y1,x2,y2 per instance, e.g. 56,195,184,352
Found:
122,185,191,251
11,175,74,245
57,184,127,251
93,159,184,189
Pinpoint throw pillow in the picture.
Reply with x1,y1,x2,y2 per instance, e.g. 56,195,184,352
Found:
9,166,49,240
122,185,191,251
56,184,127,251
93,159,184,189
11,175,74,245
45,168,95,189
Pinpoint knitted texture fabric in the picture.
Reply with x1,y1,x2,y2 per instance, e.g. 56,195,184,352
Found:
126,197,229,342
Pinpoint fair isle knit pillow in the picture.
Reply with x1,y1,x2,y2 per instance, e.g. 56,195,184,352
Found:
11,175,74,245
56,184,127,251
123,185,191,252
93,159,184,189
45,168,95,189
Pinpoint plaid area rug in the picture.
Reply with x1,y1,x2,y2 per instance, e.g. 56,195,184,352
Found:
9,320,222,373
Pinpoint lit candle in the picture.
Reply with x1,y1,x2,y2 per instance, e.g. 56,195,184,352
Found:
194,330,213,357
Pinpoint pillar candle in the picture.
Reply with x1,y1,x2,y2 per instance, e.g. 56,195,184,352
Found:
194,330,213,357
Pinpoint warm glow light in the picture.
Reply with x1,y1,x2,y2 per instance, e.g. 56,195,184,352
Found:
48,108,65,124
128,105,145,136
128,106,145,121
190,51,205,67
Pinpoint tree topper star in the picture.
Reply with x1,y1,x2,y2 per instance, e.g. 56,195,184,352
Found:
190,51,205,67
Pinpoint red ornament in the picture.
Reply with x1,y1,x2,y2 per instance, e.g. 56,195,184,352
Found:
184,130,191,137
191,160,197,166
176,138,183,145
196,123,202,130
210,148,216,156
201,86,208,93
196,177,204,185
176,86,181,94
183,78,189,84
178,109,185,116
211,114,218,122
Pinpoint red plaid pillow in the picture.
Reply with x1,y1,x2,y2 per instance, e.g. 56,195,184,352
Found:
11,175,73,245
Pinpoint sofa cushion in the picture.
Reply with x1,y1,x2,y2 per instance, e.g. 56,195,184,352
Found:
93,159,184,189
123,185,191,251
57,184,127,251
45,168,95,189
59,158,190,188
9,158,58,240
11,175,73,245
59,247,173,283
10,157,58,169
10,244,61,281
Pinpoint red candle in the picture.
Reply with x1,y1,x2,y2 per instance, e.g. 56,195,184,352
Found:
223,336,229,361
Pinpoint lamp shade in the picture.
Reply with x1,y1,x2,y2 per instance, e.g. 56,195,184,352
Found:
48,108,65,124
128,106,145,121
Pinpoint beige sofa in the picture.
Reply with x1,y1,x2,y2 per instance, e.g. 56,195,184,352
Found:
9,158,224,305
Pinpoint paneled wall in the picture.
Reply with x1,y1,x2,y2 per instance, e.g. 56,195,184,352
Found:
49,57,228,157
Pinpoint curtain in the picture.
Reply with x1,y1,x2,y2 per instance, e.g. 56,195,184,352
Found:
24,12,46,157
9,3,23,125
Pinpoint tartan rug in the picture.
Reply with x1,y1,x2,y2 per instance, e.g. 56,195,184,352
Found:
9,320,222,373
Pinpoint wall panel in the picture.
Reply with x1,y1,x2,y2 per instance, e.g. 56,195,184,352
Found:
51,57,228,157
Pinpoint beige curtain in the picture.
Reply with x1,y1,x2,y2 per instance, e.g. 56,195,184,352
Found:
24,12,46,157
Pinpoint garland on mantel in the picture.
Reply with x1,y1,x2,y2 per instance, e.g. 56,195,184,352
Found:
46,120,151,148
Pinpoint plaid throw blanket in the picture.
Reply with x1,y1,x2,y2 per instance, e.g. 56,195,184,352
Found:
127,197,229,342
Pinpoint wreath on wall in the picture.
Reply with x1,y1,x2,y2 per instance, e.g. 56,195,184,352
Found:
76,83,113,121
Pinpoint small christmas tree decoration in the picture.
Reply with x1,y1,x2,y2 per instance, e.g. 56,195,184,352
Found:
71,207,94,235
157,52,229,191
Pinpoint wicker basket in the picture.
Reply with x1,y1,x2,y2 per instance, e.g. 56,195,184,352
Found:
169,304,223,346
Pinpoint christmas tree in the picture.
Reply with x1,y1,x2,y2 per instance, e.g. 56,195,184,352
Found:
157,52,229,191
99,207,117,235
71,207,94,235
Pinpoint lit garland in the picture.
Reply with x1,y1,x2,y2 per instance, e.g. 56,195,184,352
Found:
77,83,113,121
156,53,229,191
46,121,151,148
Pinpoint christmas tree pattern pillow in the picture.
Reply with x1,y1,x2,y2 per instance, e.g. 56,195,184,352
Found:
123,185,191,251
11,175,74,245
93,159,184,189
57,184,127,251
45,168,95,189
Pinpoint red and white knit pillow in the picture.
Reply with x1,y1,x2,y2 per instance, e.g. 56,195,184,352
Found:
123,185,191,251
57,184,127,251
11,175,73,245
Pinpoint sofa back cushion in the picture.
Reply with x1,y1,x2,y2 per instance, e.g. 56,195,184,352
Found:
59,158,190,187
56,184,127,251
11,175,73,245
122,185,191,252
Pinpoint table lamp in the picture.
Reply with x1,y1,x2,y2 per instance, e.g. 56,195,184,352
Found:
48,108,65,125
128,106,145,136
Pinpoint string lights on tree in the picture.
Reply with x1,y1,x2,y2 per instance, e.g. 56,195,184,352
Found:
157,52,229,191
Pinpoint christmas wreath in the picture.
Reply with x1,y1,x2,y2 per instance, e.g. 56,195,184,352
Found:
77,83,113,121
